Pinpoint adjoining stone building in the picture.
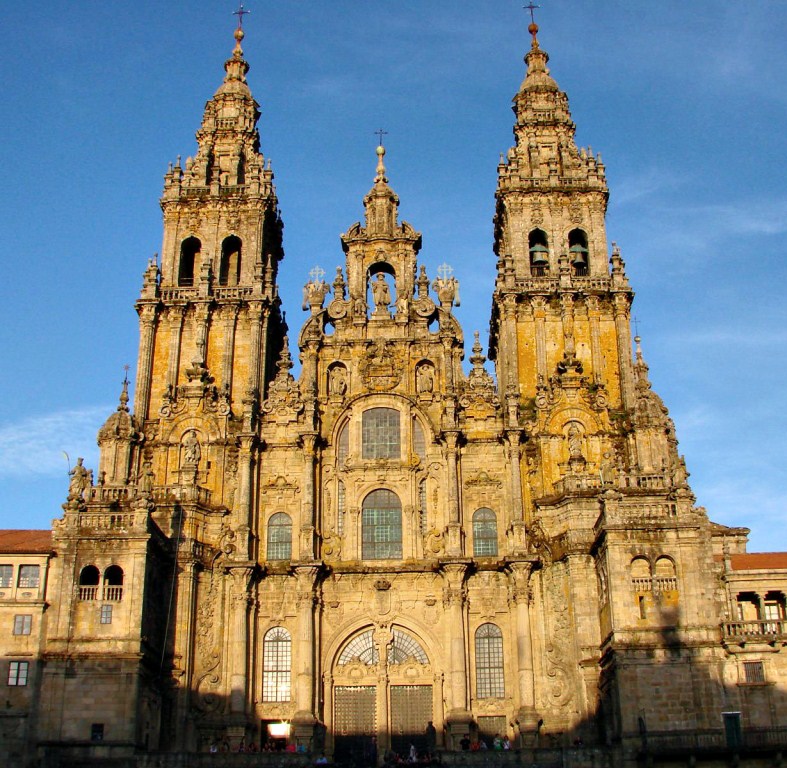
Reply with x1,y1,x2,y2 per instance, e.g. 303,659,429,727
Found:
2,17,786,768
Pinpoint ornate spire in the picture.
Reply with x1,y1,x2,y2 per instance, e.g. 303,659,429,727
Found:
363,143,400,236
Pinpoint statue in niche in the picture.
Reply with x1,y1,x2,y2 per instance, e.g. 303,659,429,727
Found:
371,273,391,313
329,366,347,396
417,365,434,394
395,293,408,318
182,430,201,466
567,423,583,459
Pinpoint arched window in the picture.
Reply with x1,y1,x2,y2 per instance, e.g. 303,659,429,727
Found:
413,418,425,459
78,565,100,601
528,229,549,276
338,628,428,666
654,556,677,592
267,513,292,561
103,565,124,601
362,489,402,560
475,623,504,698
262,627,291,702
630,557,651,589
338,629,379,665
219,235,242,286
568,229,589,276
178,237,201,286
337,421,349,464
362,408,400,460
473,508,498,557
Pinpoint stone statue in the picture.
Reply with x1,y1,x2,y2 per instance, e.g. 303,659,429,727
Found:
417,365,434,394
68,457,92,500
329,366,347,396
567,423,583,459
182,430,201,466
371,273,391,312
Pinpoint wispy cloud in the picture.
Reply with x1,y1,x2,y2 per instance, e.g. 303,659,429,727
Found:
612,167,687,207
0,406,110,478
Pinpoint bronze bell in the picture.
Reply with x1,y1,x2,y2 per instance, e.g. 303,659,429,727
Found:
569,243,588,266
529,243,549,265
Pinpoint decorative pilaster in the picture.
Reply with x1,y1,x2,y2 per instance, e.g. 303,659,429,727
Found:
442,563,472,746
292,565,320,745
227,565,254,715
134,304,158,420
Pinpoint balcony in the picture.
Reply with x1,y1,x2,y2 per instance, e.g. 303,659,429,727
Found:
723,619,787,642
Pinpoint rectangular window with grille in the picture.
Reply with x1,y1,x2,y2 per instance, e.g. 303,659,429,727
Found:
100,605,113,625
8,661,28,686
743,660,765,684
0,565,12,588
12,615,31,635
17,565,40,589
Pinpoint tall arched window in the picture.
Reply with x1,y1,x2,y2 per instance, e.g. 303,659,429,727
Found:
413,418,425,459
473,508,498,557
475,623,504,698
78,565,100,601
103,565,124,601
262,627,291,702
528,229,549,276
178,237,201,286
362,489,402,560
267,513,292,561
337,421,349,464
362,408,400,459
219,235,242,286
568,229,589,275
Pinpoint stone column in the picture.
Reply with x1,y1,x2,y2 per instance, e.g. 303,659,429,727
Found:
531,296,548,382
227,566,253,716
613,293,635,409
292,565,319,747
509,561,540,744
586,295,605,383
220,305,239,394
506,431,527,554
172,556,199,750
247,302,265,397
560,293,576,358
444,432,462,555
442,563,472,746
503,295,520,390
134,304,158,420
166,304,186,394
235,435,256,556
300,433,317,560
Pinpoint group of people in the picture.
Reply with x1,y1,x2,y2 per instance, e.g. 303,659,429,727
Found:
458,734,511,752
209,737,293,753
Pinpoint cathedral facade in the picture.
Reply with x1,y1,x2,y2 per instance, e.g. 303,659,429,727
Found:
3,19,787,768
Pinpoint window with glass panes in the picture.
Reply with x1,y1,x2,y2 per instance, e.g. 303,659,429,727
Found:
362,489,402,559
267,513,292,561
12,615,31,636
473,508,498,557
362,408,400,459
17,565,39,588
0,565,11,588
262,627,291,702
475,623,505,698
8,661,28,686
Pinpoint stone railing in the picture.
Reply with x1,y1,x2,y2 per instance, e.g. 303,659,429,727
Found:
552,475,603,496
78,511,145,532
619,473,669,491
78,585,123,602
723,619,787,640
641,726,787,752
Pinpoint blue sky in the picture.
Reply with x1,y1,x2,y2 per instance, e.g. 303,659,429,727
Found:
1,2,785,551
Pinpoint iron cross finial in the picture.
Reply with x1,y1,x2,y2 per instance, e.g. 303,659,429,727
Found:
525,2,540,25
309,266,326,283
374,128,388,147
233,3,251,28
123,364,130,383
633,316,641,337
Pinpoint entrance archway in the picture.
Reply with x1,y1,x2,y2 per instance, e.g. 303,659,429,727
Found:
331,626,434,761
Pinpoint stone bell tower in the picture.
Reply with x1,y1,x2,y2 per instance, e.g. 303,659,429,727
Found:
488,20,722,743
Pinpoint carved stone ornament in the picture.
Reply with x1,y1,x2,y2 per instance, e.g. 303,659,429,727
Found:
360,341,404,391
261,339,304,421
459,332,500,412
464,470,502,489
